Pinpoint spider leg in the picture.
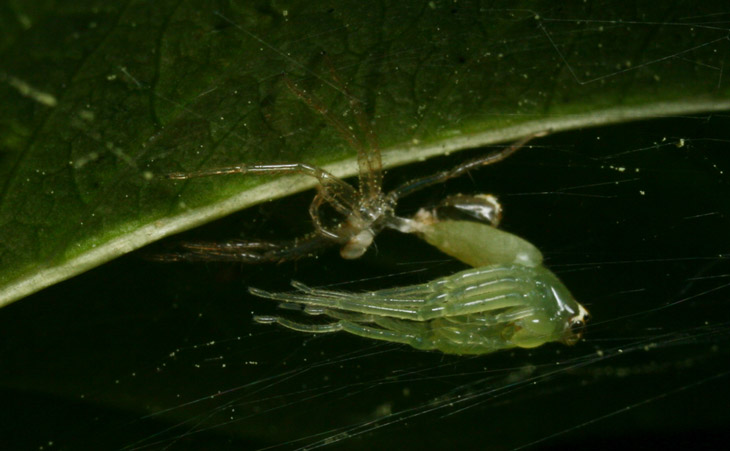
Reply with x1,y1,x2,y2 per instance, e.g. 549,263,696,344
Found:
256,312,519,354
441,307,528,327
289,280,437,303
339,321,430,349
372,316,431,335
249,272,529,321
323,59,383,202
303,307,377,323
289,280,434,300
307,192,351,241
149,232,339,263
163,161,373,260
149,240,279,263
299,264,523,301
167,162,360,220
284,73,382,203
385,131,548,205
249,286,428,320
254,315,345,333
254,315,432,349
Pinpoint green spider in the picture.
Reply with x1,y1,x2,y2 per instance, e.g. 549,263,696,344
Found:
164,74,589,355
251,212,588,355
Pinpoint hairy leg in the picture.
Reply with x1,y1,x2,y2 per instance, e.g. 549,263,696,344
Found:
150,232,338,263
386,131,548,204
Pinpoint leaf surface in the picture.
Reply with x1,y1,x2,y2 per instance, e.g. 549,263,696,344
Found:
1,0,729,305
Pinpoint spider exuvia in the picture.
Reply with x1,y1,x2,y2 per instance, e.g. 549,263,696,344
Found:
163,72,589,355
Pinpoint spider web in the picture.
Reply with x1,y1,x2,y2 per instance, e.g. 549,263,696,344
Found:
1,3,729,451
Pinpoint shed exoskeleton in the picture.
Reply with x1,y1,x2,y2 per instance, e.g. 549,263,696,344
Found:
163,68,589,354
252,210,589,355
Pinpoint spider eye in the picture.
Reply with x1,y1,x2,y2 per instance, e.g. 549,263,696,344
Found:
570,319,585,336
562,318,587,346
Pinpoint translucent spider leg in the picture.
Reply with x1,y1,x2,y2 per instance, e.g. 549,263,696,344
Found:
150,240,279,263
254,312,514,353
385,131,548,205
323,59,383,202
302,307,377,323
254,314,430,349
289,266,530,304
159,162,366,262
248,269,533,322
167,163,359,219
284,73,382,205
150,232,340,263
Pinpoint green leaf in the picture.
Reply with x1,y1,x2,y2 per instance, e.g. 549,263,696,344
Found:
1,0,729,306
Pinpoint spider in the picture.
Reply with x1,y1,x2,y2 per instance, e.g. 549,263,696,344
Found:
163,72,589,355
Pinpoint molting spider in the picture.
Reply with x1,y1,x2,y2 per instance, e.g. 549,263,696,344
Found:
163,73,589,355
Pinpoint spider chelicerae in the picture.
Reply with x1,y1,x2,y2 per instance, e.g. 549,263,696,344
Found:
162,71,588,355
